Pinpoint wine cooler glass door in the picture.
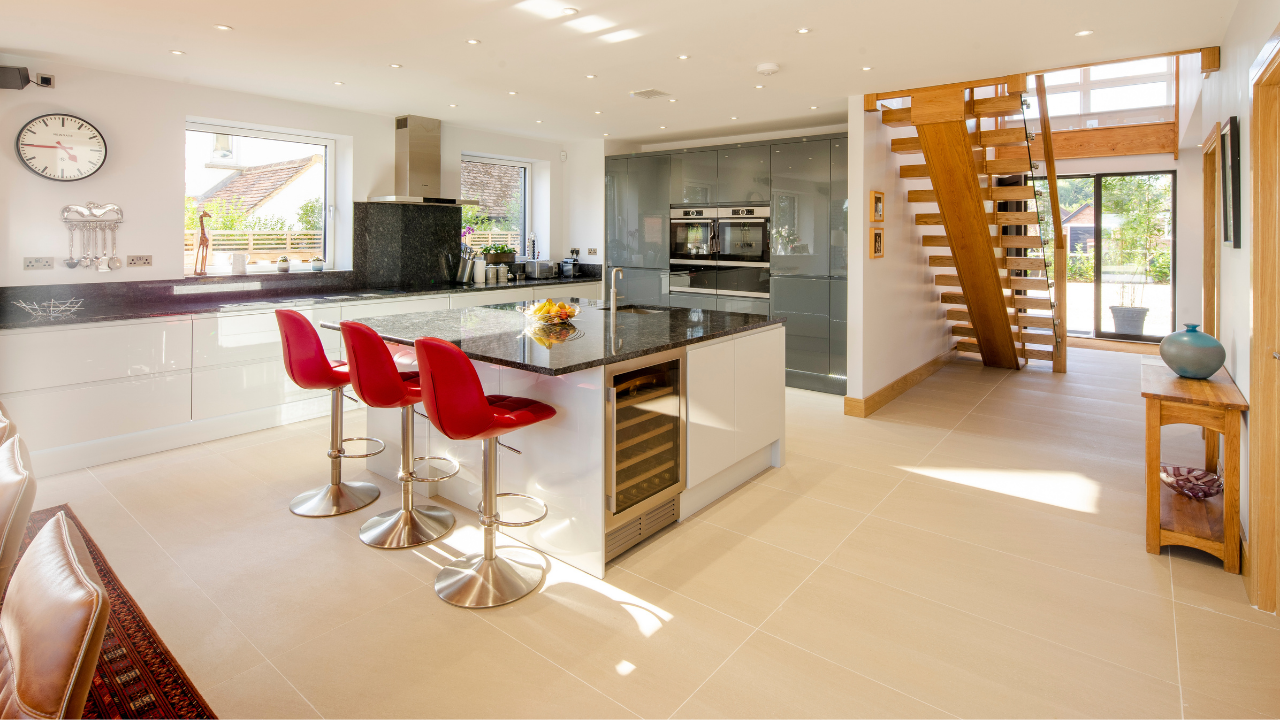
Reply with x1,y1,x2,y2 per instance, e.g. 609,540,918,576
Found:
608,357,684,515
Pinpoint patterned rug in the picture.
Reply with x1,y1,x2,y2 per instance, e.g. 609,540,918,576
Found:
6,505,217,719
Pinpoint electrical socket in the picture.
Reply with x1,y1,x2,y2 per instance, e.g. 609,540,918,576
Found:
127,255,152,267
587,248,598,255
23,257,54,270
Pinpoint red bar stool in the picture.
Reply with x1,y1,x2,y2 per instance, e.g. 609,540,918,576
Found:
341,322,458,549
275,309,382,517
415,337,556,608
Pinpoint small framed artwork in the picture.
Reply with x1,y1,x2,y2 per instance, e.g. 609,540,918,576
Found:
1221,116,1241,249
870,191,885,223
869,227,884,258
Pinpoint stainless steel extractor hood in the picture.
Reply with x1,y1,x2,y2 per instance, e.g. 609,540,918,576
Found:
368,115,456,204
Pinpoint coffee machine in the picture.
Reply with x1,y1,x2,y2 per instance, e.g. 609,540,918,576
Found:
561,248,581,278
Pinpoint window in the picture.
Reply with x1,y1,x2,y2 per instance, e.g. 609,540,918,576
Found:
460,156,531,256
1016,57,1175,129
184,123,334,273
1090,82,1168,113
1023,91,1082,118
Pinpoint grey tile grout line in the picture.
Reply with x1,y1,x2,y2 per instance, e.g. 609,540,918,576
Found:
82,466,328,720
1169,548,1186,720
469,612,645,720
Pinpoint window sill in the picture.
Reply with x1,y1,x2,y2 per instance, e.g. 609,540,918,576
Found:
184,265,335,277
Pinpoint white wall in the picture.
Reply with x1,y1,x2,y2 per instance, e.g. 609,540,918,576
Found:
0,52,394,286
638,124,850,154
1052,151,1204,332
846,96,950,398
1196,0,1280,537
566,139,606,263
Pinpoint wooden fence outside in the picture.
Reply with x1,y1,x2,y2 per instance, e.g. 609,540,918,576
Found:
464,231,522,252
183,230,323,263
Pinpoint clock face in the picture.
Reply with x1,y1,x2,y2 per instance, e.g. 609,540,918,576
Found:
15,114,108,182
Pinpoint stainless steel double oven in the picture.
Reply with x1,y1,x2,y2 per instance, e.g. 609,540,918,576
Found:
669,206,770,312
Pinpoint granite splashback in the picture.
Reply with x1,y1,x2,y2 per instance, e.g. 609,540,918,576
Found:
353,201,461,290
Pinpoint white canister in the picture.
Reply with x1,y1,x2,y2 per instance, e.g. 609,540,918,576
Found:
473,261,487,284
497,265,509,283
231,253,249,275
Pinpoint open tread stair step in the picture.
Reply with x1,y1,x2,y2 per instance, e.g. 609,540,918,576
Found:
891,128,1031,155
947,308,1056,329
915,211,1039,226
934,274,1051,292
951,323,1055,346
928,256,1047,271
940,292,1053,311
908,186,1036,203
955,340,1054,361
879,95,1027,128
899,157,1032,179
922,234,1043,249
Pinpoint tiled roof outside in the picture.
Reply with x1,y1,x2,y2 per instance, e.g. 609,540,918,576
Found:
1063,202,1093,226
461,161,523,222
199,155,322,213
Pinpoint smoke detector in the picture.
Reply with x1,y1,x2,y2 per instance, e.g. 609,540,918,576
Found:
630,88,671,99
756,62,780,75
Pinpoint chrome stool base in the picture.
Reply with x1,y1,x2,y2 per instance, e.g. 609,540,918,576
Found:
289,480,381,517
359,504,455,549
435,547,547,608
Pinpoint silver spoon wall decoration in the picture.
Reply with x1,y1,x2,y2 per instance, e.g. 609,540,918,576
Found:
65,224,79,268
107,223,122,270
61,204,125,270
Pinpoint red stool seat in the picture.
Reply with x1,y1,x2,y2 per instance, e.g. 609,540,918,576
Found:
274,310,381,517
415,337,556,608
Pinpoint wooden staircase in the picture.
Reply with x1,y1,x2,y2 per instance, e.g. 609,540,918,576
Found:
872,76,1066,370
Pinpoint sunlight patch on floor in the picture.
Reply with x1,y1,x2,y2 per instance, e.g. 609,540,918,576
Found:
541,558,674,637
902,466,1102,513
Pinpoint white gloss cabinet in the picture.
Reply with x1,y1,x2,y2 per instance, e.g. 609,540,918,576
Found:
0,318,192,394
734,327,786,457
686,339,738,488
2,373,192,452
449,288,532,309
341,297,450,321
193,307,341,368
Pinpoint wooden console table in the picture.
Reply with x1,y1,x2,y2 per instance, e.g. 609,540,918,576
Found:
1141,358,1248,573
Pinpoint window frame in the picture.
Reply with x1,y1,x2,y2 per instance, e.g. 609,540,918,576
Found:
184,121,337,274
461,155,533,255
1025,58,1175,120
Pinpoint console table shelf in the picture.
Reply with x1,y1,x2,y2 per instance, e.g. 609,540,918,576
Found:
1141,358,1248,573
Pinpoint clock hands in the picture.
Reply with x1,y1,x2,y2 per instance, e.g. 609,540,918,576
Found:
21,141,77,162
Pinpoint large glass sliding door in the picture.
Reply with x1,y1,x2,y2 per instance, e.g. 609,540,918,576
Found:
1033,171,1175,340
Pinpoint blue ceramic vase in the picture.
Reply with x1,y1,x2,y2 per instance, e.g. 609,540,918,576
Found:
1159,324,1225,379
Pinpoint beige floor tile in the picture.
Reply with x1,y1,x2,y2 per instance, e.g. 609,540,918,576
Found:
981,384,1146,420
970,396,1146,443
155,509,425,659
828,516,1180,682
787,431,929,480
913,373,998,398
762,565,1182,719
88,442,216,482
673,631,946,719
273,586,634,719
871,479,1173,597
613,520,819,626
1170,547,1280,631
484,564,753,719
215,432,344,500
1180,688,1273,719
1003,367,1144,402
754,452,901,513
32,468,109,510
930,362,1011,386
696,482,867,560
203,661,320,719
952,413,1139,464
904,452,1148,535
893,385,985,412
201,420,322,453
67,493,267,689
1175,602,1280,717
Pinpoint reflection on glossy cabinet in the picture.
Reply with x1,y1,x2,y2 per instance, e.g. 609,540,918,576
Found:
0,319,192,394
770,140,832,277
448,289,532,309
770,276,831,375
670,150,718,205
608,268,669,306
1,373,192,452
193,307,341,369
716,146,770,204
534,282,602,302
831,139,849,278
607,156,671,269
344,297,451,319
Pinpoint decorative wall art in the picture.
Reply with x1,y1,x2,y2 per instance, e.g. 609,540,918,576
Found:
869,227,884,259
1221,116,1241,249
870,191,885,223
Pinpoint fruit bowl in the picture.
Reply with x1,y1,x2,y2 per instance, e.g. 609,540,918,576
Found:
520,300,579,325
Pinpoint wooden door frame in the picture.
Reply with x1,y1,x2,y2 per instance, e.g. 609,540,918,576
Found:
1248,34,1280,611
1203,123,1220,338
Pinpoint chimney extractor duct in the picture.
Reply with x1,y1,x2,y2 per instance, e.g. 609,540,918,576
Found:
368,115,456,203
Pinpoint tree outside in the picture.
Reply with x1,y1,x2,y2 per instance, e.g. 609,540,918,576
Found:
1101,174,1173,308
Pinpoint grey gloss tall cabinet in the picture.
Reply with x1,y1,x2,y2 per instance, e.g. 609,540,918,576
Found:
606,156,671,305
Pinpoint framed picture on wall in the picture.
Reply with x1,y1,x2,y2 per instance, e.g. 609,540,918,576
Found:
870,191,885,223
1221,115,1241,249
869,227,884,258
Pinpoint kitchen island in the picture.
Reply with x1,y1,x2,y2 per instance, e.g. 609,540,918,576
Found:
325,297,785,578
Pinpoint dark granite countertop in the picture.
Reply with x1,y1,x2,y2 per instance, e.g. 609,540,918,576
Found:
0,276,602,331
325,299,784,376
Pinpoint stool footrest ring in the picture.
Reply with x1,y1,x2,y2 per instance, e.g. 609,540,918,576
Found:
481,493,550,528
337,437,385,459
408,455,461,483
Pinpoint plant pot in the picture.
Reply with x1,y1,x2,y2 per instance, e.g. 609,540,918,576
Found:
1109,306,1149,336
484,252,516,265
1160,323,1226,379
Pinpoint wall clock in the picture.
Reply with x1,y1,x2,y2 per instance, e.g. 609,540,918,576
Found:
15,114,108,182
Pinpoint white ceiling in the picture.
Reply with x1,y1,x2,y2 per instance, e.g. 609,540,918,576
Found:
0,0,1236,145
